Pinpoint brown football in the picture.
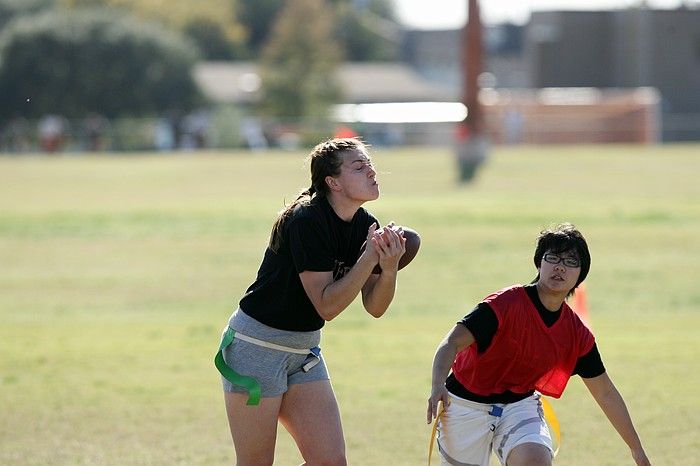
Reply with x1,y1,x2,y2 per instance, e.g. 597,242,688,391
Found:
363,226,421,274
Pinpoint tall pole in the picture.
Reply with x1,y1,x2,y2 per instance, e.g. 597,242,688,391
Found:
456,0,488,182
463,0,483,136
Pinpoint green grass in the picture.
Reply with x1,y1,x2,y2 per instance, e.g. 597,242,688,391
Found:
1,144,699,465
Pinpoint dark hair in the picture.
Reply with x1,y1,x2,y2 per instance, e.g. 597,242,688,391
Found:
268,138,368,252
532,223,591,294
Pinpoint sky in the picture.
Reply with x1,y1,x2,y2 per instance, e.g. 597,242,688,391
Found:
392,0,691,28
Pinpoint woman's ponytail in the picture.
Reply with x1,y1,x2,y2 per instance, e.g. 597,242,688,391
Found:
268,185,315,252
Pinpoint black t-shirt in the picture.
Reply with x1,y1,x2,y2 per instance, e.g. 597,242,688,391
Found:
239,196,378,331
446,284,606,403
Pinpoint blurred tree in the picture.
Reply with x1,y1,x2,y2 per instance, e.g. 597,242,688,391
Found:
56,0,398,61
0,8,201,119
237,0,281,55
335,0,400,61
258,0,341,120
0,0,55,30
184,18,247,60
243,0,398,60
59,0,246,59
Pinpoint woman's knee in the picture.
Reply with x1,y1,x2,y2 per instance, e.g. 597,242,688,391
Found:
506,442,552,466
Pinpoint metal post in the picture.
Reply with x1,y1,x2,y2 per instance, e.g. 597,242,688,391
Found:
456,0,489,182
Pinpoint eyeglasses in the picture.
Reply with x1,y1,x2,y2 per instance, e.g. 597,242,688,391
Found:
543,253,581,268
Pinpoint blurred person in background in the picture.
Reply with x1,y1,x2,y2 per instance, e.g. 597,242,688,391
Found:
216,138,407,465
82,114,109,152
2,118,31,152
38,114,68,153
427,223,650,466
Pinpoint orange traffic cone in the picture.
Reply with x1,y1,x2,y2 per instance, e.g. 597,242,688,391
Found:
572,282,591,329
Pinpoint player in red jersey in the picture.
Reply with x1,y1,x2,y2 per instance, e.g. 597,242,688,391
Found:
427,223,650,466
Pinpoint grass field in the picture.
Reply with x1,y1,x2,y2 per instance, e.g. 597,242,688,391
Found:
1,144,699,465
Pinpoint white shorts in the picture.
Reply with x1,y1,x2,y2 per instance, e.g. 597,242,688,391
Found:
437,392,553,466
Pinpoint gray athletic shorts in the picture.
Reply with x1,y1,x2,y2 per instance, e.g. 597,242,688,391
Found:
220,309,329,398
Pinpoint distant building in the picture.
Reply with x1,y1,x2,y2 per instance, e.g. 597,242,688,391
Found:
194,61,454,106
527,8,700,141
401,24,527,92
402,8,700,141
194,62,458,146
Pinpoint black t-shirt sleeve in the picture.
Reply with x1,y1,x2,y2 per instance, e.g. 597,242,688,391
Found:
288,216,334,273
366,212,379,230
458,302,498,353
572,343,606,378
